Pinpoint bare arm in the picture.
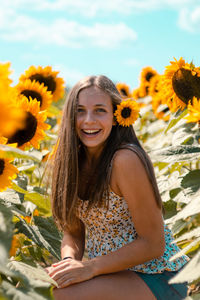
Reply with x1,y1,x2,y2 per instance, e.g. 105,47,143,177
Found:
61,220,85,261
48,149,165,287
92,149,165,276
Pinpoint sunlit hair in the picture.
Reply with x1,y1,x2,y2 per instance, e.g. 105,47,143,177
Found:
51,75,163,232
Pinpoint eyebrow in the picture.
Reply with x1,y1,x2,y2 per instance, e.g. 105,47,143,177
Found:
77,104,107,107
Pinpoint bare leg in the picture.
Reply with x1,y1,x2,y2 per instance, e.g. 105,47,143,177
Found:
53,270,156,300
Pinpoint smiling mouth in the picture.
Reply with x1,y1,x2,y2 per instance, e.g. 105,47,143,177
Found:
81,129,101,135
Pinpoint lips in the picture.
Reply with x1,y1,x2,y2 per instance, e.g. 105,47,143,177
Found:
81,129,101,135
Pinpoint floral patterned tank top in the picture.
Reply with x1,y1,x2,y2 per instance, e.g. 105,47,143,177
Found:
77,190,189,274
77,144,189,273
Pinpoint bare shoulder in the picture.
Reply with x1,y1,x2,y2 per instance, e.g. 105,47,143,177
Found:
112,148,143,173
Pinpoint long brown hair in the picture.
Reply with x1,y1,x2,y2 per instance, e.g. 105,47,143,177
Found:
51,75,163,231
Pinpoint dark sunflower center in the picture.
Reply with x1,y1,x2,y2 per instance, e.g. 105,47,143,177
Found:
29,74,56,93
21,90,43,107
120,89,128,97
0,159,5,175
172,68,200,104
146,72,154,82
121,107,131,118
8,112,37,146
162,107,169,113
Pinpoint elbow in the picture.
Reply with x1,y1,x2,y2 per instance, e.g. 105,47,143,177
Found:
152,238,166,258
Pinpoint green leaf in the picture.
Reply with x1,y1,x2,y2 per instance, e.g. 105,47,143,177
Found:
171,237,200,258
151,145,200,163
169,252,200,284
174,227,200,243
15,218,61,260
0,145,41,162
8,261,57,286
0,203,13,261
12,183,51,216
34,216,62,260
181,170,200,193
165,108,188,133
24,193,51,216
163,199,177,220
169,188,182,199
0,280,53,300
166,192,200,223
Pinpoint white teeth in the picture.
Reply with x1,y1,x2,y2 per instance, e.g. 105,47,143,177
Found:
83,130,100,134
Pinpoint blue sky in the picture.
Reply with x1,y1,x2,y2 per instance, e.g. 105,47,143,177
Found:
1,0,200,91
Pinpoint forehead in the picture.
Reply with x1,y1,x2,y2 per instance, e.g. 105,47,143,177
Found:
78,86,112,106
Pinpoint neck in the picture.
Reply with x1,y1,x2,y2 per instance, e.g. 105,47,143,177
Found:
84,147,105,168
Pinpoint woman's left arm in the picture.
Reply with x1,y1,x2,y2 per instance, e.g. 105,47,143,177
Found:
91,148,166,277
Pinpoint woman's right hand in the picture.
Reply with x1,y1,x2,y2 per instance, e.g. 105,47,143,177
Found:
46,258,95,288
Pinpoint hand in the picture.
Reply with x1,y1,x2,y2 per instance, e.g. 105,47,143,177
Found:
47,258,95,288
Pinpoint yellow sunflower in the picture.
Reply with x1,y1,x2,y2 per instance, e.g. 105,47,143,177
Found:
162,57,200,112
114,99,140,127
132,88,146,109
148,75,161,97
185,97,200,123
132,87,141,100
116,83,131,98
152,95,170,121
19,66,65,102
21,209,39,223
138,67,158,97
0,84,25,137
9,234,21,257
7,96,50,150
0,62,12,88
16,79,53,111
0,154,19,192
140,67,158,85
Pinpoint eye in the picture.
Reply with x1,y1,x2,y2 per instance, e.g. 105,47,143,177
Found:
77,108,85,113
96,108,106,113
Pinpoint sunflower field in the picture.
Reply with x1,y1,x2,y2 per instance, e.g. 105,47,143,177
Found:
0,58,200,299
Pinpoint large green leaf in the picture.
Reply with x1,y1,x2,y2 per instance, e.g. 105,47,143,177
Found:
151,145,200,163
12,183,51,216
8,261,56,286
171,237,200,259
181,170,200,193
169,252,200,284
0,202,13,262
15,218,61,260
165,108,188,133
0,145,42,162
0,280,53,300
171,127,194,146
174,227,200,243
166,192,200,223
33,217,62,259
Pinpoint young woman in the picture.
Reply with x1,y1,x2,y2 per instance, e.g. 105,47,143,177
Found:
47,75,189,300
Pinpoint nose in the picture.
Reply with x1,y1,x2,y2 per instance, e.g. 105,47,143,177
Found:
84,111,96,124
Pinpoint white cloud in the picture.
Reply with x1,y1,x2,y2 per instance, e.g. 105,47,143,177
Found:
0,13,137,48
178,6,200,33
3,0,199,15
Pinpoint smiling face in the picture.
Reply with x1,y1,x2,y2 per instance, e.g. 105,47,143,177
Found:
76,86,115,156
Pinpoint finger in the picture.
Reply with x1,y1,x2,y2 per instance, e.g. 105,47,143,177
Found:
48,262,70,277
52,258,73,267
45,267,51,274
58,277,75,288
51,269,71,282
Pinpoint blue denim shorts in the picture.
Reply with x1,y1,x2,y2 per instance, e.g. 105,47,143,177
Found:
136,270,188,299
